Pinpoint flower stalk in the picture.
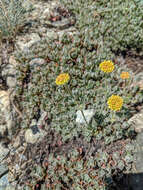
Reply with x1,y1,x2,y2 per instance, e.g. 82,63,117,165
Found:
64,85,88,126
55,73,88,126
99,60,115,113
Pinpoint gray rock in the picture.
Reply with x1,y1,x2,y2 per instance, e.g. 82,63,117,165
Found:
45,18,76,30
5,186,15,190
0,57,2,66
2,64,15,77
0,174,10,190
16,33,41,52
40,0,60,20
46,29,58,39
76,109,95,124
25,125,47,144
1,58,17,88
0,125,7,136
46,27,78,41
57,27,79,41
37,27,47,37
6,77,16,88
29,58,46,69
127,109,143,133
22,0,34,12
136,132,143,147
134,151,143,172
127,132,143,190
12,136,21,149
0,90,15,138
30,119,37,126
0,144,9,162
37,110,47,126
41,7,52,20
0,164,8,178
0,91,10,112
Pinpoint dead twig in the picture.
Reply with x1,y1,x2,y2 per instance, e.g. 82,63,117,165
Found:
8,88,23,119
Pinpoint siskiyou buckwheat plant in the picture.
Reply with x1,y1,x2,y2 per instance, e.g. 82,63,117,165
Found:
24,146,135,190
12,1,143,189
60,0,143,55
14,32,143,143
0,0,31,40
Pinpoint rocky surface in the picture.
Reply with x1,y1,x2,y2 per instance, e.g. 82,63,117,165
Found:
24,119,47,144
0,0,143,189
128,110,143,133
76,109,96,124
0,90,14,138
0,174,10,190
14,0,77,53
1,63,17,88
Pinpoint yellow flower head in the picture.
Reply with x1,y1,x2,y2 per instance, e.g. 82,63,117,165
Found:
99,60,115,73
55,73,70,85
107,95,123,111
120,72,130,79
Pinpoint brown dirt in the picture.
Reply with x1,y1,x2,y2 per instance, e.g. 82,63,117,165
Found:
124,51,143,75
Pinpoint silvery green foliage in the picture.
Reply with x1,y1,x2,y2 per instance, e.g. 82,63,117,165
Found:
0,0,28,40
13,2,140,187
35,147,134,190
60,0,143,55
14,32,142,143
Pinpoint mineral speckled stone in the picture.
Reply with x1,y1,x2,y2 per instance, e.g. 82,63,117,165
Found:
29,58,46,69
134,151,143,172
16,33,41,52
0,174,10,189
76,109,95,124
0,164,8,178
1,63,17,88
0,144,9,162
136,132,143,147
31,125,40,134
25,126,47,144
0,91,10,111
0,90,15,138
127,109,143,133
5,186,15,190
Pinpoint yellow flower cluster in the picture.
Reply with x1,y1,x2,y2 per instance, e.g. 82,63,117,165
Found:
107,95,123,111
55,73,70,85
99,60,115,73
120,72,130,79
55,61,127,113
